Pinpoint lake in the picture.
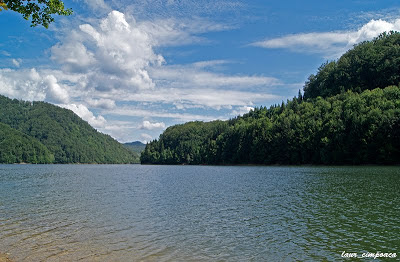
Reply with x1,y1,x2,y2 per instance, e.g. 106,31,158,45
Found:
0,165,399,261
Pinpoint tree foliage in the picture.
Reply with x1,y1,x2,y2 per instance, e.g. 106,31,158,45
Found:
141,121,228,165
0,122,54,163
0,0,72,28
0,95,139,164
304,31,400,99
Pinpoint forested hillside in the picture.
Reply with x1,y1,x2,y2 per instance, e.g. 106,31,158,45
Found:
0,96,139,164
141,32,400,165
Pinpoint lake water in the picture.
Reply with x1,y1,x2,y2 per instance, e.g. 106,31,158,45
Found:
0,165,399,261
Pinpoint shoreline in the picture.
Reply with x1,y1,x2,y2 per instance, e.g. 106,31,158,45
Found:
2,163,400,167
0,253,12,262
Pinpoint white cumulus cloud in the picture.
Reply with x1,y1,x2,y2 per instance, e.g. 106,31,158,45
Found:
51,42,95,73
139,120,166,130
43,75,70,104
0,68,44,101
51,10,163,92
252,19,400,58
0,68,69,104
62,103,107,128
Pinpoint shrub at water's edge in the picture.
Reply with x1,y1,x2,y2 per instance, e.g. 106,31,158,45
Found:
0,95,139,164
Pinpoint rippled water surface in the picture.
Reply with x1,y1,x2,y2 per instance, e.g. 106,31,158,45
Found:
0,165,399,261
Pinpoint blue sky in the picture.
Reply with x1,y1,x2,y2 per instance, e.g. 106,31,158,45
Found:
1,0,400,142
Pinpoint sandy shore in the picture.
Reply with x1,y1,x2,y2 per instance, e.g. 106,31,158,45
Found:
0,253,12,262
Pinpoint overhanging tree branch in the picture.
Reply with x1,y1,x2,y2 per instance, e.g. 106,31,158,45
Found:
0,0,72,28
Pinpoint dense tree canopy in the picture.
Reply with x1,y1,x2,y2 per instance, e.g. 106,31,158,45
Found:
0,95,139,164
141,121,228,165
141,87,400,165
0,0,72,28
0,122,54,163
304,31,400,99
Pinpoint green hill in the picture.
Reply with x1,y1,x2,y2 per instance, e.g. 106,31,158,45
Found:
0,95,138,164
141,32,400,165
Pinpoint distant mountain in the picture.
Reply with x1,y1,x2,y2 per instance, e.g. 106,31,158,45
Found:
0,95,139,164
124,141,146,154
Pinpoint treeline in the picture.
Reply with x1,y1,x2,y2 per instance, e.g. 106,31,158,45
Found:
141,32,400,165
0,95,139,164
141,86,400,165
